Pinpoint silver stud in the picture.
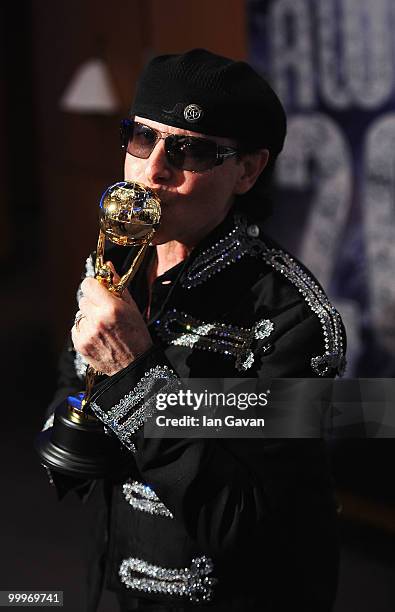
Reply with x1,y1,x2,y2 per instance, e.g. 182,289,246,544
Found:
184,104,203,122
247,224,260,238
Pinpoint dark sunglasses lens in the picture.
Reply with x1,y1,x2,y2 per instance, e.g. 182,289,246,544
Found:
166,136,217,171
124,122,158,159
130,123,159,159
120,119,133,148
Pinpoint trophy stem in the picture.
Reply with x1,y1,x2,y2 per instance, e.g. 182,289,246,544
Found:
114,232,154,295
77,230,154,413
96,230,106,272
80,365,97,411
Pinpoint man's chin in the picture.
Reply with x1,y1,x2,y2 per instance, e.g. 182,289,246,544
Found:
150,231,173,246
150,216,179,245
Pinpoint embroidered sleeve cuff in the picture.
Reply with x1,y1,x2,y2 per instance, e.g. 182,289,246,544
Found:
89,346,179,452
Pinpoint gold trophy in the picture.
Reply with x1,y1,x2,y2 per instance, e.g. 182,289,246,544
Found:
35,181,161,479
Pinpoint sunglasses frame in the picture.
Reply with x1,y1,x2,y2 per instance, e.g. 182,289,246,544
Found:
120,118,239,173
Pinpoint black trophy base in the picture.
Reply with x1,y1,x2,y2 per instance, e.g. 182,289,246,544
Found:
35,400,125,479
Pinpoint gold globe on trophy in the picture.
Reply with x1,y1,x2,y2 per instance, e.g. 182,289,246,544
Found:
35,181,161,478
96,180,161,291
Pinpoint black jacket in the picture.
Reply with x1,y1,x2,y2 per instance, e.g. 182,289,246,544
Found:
46,209,346,611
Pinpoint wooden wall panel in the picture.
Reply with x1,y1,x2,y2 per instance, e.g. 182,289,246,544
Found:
0,37,8,261
149,0,247,59
32,0,148,346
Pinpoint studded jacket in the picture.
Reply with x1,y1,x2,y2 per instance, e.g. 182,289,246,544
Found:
46,208,346,612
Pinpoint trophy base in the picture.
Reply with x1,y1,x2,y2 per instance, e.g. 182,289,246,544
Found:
35,399,126,479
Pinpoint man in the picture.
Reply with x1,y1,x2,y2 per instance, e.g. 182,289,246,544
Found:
46,49,346,611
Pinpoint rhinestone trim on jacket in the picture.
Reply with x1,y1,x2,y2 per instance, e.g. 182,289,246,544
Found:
260,246,346,376
155,309,273,371
119,555,217,603
122,480,174,519
74,254,95,380
91,365,179,451
181,215,260,289
42,413,54,432
180,214,346,377
74,351,88,381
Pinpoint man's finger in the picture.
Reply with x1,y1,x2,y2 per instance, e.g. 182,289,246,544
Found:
80,277,117,306
77,296,96,317
81,271,137,310
74,310,85,328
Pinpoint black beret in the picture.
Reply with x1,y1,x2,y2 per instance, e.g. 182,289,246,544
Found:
131,48,286,156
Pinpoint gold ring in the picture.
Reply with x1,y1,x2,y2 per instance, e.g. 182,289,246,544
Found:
74,311,85,331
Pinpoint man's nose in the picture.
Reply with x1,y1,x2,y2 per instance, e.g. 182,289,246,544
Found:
145,140,172,184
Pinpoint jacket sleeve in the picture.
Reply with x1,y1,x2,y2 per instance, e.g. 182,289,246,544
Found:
45,338,85,418
44,251,97,424
41,251,100,498
40,338,99,500
41,246,139,498
87,311,342,562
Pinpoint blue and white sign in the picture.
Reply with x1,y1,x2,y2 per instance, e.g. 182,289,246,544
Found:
248,0,395,375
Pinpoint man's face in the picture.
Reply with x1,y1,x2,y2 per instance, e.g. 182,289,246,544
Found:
124,116,247,247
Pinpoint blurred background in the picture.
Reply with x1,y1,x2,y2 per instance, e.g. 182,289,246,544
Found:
1,0,394,610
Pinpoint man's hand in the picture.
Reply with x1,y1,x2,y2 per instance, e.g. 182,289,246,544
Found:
71,276,152,376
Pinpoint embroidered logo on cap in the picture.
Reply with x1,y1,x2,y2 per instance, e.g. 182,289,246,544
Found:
162,103,184,116
184,104,203,122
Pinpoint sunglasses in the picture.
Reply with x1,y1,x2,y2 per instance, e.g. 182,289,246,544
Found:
120,118,239,173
